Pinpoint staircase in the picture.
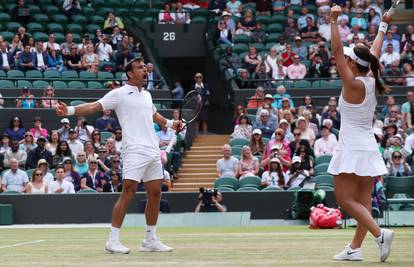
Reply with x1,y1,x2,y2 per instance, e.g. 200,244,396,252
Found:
171,135,229,192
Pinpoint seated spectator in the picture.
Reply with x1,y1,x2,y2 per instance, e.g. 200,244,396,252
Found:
18,45,34,71
297,7,315,30
220,47,243,77
237,145,259,179
75,117,94,143
0,133,10,155
96,146,111,173
43,34,60,52
48,165,75,194
82,44,99,73
273,85,294,110
19,131,36,153
95,110,118,133
244,47,262,74
233,105,247,125
9,34,23,56
106,170,122,192
403,63,414,87
281,44,296,67
3,138,27,168
57,118,71,141
157,126,174,150
296,116,315,146
16,87,37,109
309,54,330,78
318,15,332,41
235,10,256,36
33,41,47,71
292,37,308,60
146,63,164,90
79,34,93,56
321,100,341,130
247,86,265,109
255,0,272,15
28,117,48,141
25,168,48,194
103,12,125,34
226,0,242,17
66,45,83,71
62,157,81,191
1,158,29,193
256,102,278,125
314,125,337,157
37,159,54,185
236,68,254,89
287,55,307,79
380,43,400,67
278,97,296,118
159,3,175,24
67,129,84,157
284,156,309,189
174,2,191,24
41,86,59,109
46,48,64,72
84,140,98,158
96,34,113,62
384,105,403,129
4,116,26,141
302,110,318,137
365,25,378,47
298,95,315,116
266,127,292,156
53,140,74,168
254,63,272,88
74,152,89,177
382,30,400,54
0,41,14,71
300,17,318,42
107,153,122,176
261,158,285,189
12,0,31,26
272,0,286,13
253,109,277,139
367,8,381,28
387,151,412,176
63,0,81,18
61,33,76,57
338,19,351,42
250,129,265,156
230,114,252,141
216,144,239,177
220,11,236,35
91,129,102,150
262,142,291,173
208,0,226,12
289,127,313,159
381,96,396,118
350,8,367,30
0,93,3,108
384,62,405,86
250,22,267,44
295,145,314,176
116,48,134,72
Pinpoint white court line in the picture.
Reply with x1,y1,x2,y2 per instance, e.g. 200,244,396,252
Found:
0,240,44,249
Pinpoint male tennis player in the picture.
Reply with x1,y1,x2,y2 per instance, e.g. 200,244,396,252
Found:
56,58,181,253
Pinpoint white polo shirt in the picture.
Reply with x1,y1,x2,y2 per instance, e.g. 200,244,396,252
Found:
98,84,160,157
97,42,113,62
48,180,75,194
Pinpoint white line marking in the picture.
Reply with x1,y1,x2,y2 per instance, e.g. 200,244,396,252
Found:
0,240,45,249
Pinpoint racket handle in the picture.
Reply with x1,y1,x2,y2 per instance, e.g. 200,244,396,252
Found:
388,6,396,16
165,134,177,153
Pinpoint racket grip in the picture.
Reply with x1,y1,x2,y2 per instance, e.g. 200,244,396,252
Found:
388,7,395,16
165,134,177,153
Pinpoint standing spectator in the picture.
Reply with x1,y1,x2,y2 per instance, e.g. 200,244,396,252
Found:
216,144,239,177
46,48,64,72
1,159,29,192
26,137,53,169
173,2,191,24
48,165,75,194
12,0,31,26
158,3,175,24
63,0,81,18
250,128,265,156
297,7,315,30
3,139,27,168
0,41,14,71
29,117,48,141
314,126,338,157
16,87,37,109
33,41,47,71
387,151,412,176
95,110,118,133
261,158,285,189
18,45,34,71
41,86,59,109
4,116,25,141
52,140,74,168
245,47,262,74
75,117,94,143
146,63,163,91
281,44,296,67
292,37,308,60
82,44,99,73
36,159,54,185
67,129,84,157
96,34,113,63
191,73,209,135
103,12,125,34
25,168,48,194
287,55,307,79
19,131,36,153
237,145,259,179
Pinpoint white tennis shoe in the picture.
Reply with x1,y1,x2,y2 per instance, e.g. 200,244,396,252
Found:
140,239,173,252
333,245,363,261
375,228,394,262
105,240,130,254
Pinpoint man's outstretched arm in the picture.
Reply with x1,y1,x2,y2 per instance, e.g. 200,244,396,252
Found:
56,101,103,117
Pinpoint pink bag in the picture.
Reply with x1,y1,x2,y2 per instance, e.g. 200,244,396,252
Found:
309,204,343,229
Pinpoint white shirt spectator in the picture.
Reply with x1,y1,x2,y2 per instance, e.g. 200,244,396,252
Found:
68,139,84,156
75,125,94,143
43,42,60,51
2,52,9,68
404,133,414,155
318,23,331,41
3,150,27,168
216,156,239,177
97,42,113,62
115,140,122,153
347,32,365,41
35,51,46,68
1,169,29,192
314,136,338,157
380,52,400,66
261,171,283,188
284,170,307,189
48,180,75,194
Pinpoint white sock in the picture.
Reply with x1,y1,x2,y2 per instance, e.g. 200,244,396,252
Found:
375,229,383,242
109,226,120,242
146,225,157,241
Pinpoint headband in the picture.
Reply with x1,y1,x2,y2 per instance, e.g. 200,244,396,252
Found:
343,47,369,67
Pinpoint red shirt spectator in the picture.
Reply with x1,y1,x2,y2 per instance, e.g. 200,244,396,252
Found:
281,44,296,67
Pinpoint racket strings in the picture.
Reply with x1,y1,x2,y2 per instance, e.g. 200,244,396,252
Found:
180,93,202,123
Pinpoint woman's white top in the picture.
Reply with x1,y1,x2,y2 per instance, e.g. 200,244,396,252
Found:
29,182,46,194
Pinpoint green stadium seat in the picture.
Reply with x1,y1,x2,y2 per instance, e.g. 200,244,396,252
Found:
97,71,114,80
66,23,83,33
0,70,6,77
264,43,276,51
215,177,239,190
7,70,24,78
26,169,35,180
0,12,11,23
52,32,64,43
17,80,32,88
80,71,97,80
6,22,21,32
294,80,311,88
229,138,249,147
314,174,334,186
77,189,97,193
288,5,302,13
68,81,86,89
270,14,286,23
33,80,50,88
239,176,261,189
384,176,414,198
91,15,105,25
267,23,283,33
87,81,103,89
42,5,59,15
93,0,109,9
0,80,14,88
70,100,86,106
262,187,283,191
307,5,317,14
255,15,271,25
33,13,49,25
115,72,125,80
85,24,101,33
52,14,69,24
331,80,343,87
52,81,68,89
302,60,311,67
217,187,235,192
47,23,64,33
81,6,95,17
314,163,330,176
61,70,78,79
231,146,242,157
315,155,332,166
26,22,43,33
233,34,250,44
33,32,49,42
0,31,14,42
100,131,113,143
237,187,259,192
267,33,281,43
251,43,265,52
72,33,82,43
1,190,22,194
192,16,207,23
44,70,61,79
233,43,249,54
97,7,114,17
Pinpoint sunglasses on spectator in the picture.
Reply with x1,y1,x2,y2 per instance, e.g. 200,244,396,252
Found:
115,132,122,135
93,133,100,135
393,155,402,159
112,160,120,163
35,173,42,176
25,135,33,137
99,150,107,153
195,76,202,78
294,133,301,136
89,161,98,164
275,133,283,136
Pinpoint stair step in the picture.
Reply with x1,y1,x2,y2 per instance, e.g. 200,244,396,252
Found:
178,173,216,179
193,142,226,146
175,178,216,183
186,150,221,155
183,154,222,159
182,159,218,164
173,182,214,188
190,145,222,150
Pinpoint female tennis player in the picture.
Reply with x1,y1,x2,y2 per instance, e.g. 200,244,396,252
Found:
328,6,394,262
56,58,181,254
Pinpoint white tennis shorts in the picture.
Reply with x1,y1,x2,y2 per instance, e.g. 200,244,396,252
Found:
122,153,163,183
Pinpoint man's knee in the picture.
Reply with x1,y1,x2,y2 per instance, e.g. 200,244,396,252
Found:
121,180,138,198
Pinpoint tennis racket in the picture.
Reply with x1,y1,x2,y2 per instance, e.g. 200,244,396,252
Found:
165,90,203,153
387,0,400,16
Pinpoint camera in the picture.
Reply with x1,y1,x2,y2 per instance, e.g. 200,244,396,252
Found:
82,120,88,127
198,187,218,212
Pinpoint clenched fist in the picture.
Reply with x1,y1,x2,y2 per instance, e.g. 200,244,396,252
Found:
330,5,342,21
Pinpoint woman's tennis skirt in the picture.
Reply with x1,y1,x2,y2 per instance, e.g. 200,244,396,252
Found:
328,150,387,177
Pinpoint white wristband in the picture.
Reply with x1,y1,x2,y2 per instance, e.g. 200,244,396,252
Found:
379,22,388,33
67,106,75,116
165,119,173,128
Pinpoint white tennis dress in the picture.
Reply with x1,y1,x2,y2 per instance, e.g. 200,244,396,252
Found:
328,76,387,177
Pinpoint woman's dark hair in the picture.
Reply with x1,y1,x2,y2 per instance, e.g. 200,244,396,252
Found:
353,45,390,95
249,132,264,155
238,114,250,125
92,129,102,142
269,160,285,186
302,95,314,106
367,8,377,23
56,140,72,156
8,116,23,129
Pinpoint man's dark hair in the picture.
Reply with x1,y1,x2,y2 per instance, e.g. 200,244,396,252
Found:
55,165,64,172
124,57,144,79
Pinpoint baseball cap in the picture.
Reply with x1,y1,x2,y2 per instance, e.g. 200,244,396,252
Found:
37,159,48,166
292,156,301,164
295,36,302,41
37,136,47,142
61,157,72,164
69,128,76,133
61,118,70,124
279,119,289,125
252,129,262,135
264,94,273,99
221,11,231,17
270,157,281,164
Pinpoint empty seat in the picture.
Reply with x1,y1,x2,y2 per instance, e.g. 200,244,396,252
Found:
68,81,86,89
7,70,24,78
33,80,50,88
239,176,261,189
52,14,69,24
33,32,49,42
61,70,78,79
87,81,103,89
33,13,49,24
6,22,21,32
97,71,114,80
79,71,97,79
215,177,239,190
0,31,14,42
71,15,88,24
0,80,14,88
44,70,61,79
26,22,43,33
17,80,32,88
52,81,68,89
47,23,64,33
70,100,86,106
233,34,250,44
66,23,83,33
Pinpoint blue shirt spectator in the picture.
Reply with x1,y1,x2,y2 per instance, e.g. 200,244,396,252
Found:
95,110,119,132
272,86,295,109
253,109,277,139
382,32,400,54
